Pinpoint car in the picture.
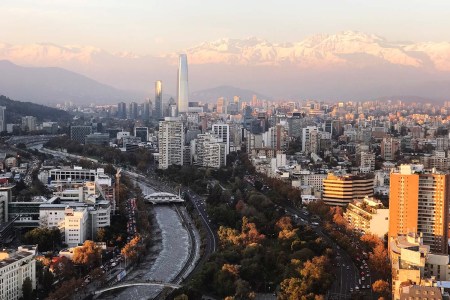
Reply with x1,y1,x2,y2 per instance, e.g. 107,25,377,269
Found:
362,277,365,281
349,288,353,293
311,222,319,226
355,286,359,291
367,285,371,289
346,266,350,270
111,262,117,267
337,263,340,267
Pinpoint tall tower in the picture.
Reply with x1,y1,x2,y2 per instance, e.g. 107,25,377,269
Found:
177,54,189,114
0,106,5,132
155,80,163,119
389,165,450,254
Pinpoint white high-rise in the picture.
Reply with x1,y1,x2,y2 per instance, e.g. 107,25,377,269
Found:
158,118,185,169
212,124,230,155
177,54,189,114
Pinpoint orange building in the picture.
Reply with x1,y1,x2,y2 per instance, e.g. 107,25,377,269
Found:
389,165,449,254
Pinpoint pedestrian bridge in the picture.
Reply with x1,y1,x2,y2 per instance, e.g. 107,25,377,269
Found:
94,281,181,295
144,192,184,204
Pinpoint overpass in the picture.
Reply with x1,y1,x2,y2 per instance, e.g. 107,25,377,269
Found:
94,281,181,296
143,192,184,204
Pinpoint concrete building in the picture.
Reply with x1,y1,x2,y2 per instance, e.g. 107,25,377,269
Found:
0,184,14,222
212,123,230,155
134,127,149,142
193,133,227,168
302,126,318,155
21,116,37,132
344,196,389,237
322,173,374,206
85,133,110,146
117,102,127,119
400,286,443,300
389,165,450,254
158,117,184,169
381,137,400,161
0,245,37,300
39,205,88,246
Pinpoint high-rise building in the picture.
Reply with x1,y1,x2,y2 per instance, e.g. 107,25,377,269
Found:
389,165,450,254
217,97,227,114
302,126,318,155
128,102,138,120
193,133,227,168
155,80,163,119
212,124,230,155
158,118,184,169
381,137,400,161
0,106,5,132
21,116,37,131
322,173,374,206
117,102,127,119
177,54,189,114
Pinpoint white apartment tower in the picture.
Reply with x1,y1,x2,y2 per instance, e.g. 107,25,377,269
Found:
158,117,185,169
212,124,230,155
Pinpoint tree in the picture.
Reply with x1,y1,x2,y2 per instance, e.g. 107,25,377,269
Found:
72,240,102,269
41,269,54,293
372,280,390,296
22,277,33,300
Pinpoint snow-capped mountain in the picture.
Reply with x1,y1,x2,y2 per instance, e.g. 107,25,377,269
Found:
179,31,450,70
1,31,450,101
2,31,450,71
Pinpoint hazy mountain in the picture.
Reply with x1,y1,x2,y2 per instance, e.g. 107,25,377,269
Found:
0,60,143,105
1,31,450,101
0,95,71,123
190,86,269,103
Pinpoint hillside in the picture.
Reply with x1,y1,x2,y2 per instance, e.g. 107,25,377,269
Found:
0,60,143,105
0,95,71,123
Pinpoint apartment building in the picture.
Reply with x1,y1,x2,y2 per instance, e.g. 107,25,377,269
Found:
322,173,374,206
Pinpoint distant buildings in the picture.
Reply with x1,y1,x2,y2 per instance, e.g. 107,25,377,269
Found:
381,137,400,161
117,102,127,119
177,54,189,114
134,127,149,142
0,245,37,300
158,118,184,169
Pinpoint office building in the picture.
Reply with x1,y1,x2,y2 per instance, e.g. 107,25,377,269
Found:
128,102,138,119
0,245,37,300
212,124,230,155
322,173,374,206
389,165,450,254
217,97,227,114
158,118,184,169
117,102,127,119
177,54,189,114
70,126,93,144
0,184,14,222
134,127,149,142
155,80,163,119
0,106,5,132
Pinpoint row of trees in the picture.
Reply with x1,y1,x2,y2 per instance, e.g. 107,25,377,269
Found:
168,152,334,299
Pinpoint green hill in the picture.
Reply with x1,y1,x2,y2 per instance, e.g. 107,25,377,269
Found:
0,95,71,123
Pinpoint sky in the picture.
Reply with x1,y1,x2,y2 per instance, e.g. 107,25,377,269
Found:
1,0,450,54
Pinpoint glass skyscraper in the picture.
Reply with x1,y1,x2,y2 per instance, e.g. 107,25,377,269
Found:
155,80,163,119
177,54,189,114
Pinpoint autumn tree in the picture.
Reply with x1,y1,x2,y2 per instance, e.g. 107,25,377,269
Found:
372,280,390,297
276,216,298,240
52,256,74,279
72,240,102,269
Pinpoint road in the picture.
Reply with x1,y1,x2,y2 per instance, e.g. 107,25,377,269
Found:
282,204,373,299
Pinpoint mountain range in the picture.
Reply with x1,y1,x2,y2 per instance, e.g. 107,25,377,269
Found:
1,31,450,102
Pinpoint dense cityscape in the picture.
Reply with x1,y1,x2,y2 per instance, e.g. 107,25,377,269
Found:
3,2,450,300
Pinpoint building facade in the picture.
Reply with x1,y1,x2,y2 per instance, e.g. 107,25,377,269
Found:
177,54,189,114
158,118,184,169
322,173,374,206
